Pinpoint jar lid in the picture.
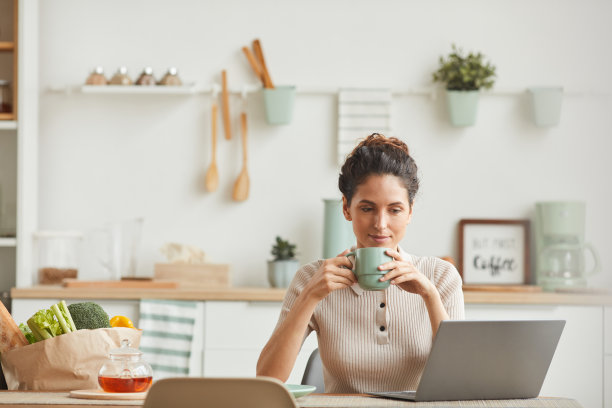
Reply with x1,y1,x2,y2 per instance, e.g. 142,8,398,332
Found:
93,66,104,74
33,230,83,239
109,339,142,357
117,66,128,74
167,67,178,75
143,67,153,75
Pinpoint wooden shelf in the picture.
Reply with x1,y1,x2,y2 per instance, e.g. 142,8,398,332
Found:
0,113,16,121
0,41,15,52
49,83,200,95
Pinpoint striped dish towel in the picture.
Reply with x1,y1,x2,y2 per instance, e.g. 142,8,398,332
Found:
138,299,203,380
337,88,392,165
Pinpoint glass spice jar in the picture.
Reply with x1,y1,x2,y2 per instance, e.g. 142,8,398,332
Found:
85,66,108,86
33,230,82,285
135,67,156,86
158,67,182,86
109,66,133,86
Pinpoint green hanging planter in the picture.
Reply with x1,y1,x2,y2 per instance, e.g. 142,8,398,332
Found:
263,85,296,125
528,87,563,127
446,90,480,127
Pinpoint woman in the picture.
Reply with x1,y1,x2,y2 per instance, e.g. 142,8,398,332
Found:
256,133,464,393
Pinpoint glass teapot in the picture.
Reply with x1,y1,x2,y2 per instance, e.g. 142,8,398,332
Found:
98,339,153,393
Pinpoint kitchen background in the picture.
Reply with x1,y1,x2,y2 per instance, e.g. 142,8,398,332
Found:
1,0,611,291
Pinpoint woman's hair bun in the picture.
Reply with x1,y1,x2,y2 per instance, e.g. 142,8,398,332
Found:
357,133,410,156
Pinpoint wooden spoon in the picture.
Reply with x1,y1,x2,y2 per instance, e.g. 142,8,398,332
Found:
204,102,219,192
221,70,231,140
232,112,249,202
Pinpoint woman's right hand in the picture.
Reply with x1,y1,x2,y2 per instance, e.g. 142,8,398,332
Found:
304,249,357,301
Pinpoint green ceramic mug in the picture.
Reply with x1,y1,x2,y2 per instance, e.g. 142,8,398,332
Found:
346,247,393,291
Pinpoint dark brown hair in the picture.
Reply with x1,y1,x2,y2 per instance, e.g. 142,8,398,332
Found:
338,133,419,206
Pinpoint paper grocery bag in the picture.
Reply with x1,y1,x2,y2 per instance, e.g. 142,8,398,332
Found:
0,327,141,391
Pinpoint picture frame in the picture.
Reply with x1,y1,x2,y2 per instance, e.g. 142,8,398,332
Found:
458,219,530,285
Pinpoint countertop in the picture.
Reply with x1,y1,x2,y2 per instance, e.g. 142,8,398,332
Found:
10,286,612,305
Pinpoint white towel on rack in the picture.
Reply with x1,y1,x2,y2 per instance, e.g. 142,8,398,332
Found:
337,88,392,165
138,299,203,380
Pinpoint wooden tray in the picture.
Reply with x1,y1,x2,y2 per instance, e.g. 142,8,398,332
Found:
69,389,148,400
462,284,542,292
62,279,179,289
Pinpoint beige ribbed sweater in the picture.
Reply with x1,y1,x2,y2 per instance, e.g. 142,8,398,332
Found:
274,248,465,393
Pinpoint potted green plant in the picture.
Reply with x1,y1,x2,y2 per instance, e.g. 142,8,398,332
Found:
432,44,496,127
267,236,299,288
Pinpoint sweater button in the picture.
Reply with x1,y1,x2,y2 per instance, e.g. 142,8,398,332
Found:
379,326,385,332
380,302,385,308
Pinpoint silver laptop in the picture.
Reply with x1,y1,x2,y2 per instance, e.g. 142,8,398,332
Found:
369,320,565,401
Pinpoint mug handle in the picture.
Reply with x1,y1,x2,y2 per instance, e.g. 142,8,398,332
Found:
344,251,356,271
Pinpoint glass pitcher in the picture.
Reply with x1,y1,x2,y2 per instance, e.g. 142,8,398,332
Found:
538,239,600,290
98,339,153,393
88,218,144,280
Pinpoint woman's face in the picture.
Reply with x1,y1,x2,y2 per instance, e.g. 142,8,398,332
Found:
342,174,413,250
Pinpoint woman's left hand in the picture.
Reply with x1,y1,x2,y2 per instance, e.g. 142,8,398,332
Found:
378,248,435,298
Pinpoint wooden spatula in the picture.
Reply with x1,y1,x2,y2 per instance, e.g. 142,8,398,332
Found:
232,111,249,202
252,39,275,89
242,46,263,85
204,101,219,192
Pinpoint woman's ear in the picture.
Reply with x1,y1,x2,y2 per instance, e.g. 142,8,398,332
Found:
342,196,352,221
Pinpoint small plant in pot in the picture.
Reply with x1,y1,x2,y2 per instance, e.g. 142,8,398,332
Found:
268,236,299,288
432,44,496,127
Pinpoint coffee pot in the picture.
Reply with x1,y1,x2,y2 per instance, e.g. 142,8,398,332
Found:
535,202,600,291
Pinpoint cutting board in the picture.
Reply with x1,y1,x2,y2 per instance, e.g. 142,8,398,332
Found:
462,284,543,292
154,263,230,289
62,279,179,289
69,389,148,400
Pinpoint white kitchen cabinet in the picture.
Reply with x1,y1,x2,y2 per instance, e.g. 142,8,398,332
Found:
606,356,612,408
202,301,317,384
605,307,612,355
605,307,612,408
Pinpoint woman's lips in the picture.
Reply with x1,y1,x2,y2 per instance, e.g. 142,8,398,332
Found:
369,235,390,244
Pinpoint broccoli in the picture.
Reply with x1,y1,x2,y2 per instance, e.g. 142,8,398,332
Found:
67,302,111,330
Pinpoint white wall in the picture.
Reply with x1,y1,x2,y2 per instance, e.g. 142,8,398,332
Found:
37,0,612,287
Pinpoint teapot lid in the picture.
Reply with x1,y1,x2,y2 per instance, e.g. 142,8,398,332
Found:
110,339,142,357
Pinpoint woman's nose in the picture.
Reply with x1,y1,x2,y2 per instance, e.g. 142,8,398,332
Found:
374,210,387,230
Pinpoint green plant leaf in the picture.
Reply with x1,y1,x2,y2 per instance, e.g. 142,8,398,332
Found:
432,44,496,91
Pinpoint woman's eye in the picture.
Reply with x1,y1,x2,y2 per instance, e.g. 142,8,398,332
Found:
390,208,402,214
360,207,372,213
